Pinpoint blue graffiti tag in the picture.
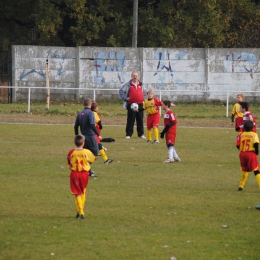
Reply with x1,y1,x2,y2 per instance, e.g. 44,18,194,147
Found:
93,52,126,85
224,52,258,79
154,51,188,86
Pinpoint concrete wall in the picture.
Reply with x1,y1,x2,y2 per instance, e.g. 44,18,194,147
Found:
12,45,260,102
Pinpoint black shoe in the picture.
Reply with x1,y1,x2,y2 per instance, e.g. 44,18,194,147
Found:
89,170,98,177
238,187,243,191
76,214,84,219
255,205,260,210
104,159,114,164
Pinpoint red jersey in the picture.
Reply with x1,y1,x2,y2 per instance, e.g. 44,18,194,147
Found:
239,111,257,133
164,109,177,145
93,111,101,135
128,82,144,104
164,109,177,130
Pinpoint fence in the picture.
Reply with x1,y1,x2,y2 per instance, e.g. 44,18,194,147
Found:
0,86,260,117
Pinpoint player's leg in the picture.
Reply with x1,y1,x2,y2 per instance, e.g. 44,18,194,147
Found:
70,172,85,218
99,143,114,164
84,135,99,177
146,116,152,142
82,188,86,206
254,171,260,188
147,129,152,142
75,195,84,218
153,127,159,143
166,133,180,162
238,171,249,190
163,142,175,163
152,113,160,143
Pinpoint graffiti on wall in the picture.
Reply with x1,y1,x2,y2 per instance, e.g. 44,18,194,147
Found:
91,51,127,85
19,48,68,81
224,52,258,79
153,51,188,86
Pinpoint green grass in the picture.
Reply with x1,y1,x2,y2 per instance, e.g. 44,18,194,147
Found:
0,121,260,260
1,99,260,119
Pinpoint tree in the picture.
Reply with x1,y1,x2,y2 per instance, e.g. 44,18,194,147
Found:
1,0,260,49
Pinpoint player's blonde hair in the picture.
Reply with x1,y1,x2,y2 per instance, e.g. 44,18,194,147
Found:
237,93,244,99
147,89,154,95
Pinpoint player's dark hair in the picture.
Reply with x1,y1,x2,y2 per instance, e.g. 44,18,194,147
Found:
91,101,98,111
74,134,85,147
240,102,249,111
244,120,253,132
83,98,92,107
163,100,171,107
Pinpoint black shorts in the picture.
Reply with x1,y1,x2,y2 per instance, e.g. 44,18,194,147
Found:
83,135,99,156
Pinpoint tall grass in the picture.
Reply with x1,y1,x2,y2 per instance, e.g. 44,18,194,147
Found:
0,120,259,260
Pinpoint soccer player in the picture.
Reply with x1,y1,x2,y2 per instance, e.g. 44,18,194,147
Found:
231,93,244,133
143,89,163,144
74,98,102,177
143,89,175,144
160,100,181,163
236,102,257,133
67,135,96,219
91,101,114,164
236,120,260,191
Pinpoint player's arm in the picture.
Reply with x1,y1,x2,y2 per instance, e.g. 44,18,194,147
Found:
90,124,100,136
236,134,241,150
231,114,235,123
254,143,259,155
74,117,79,135
98,120,102,130
67,150,73,165
160,122,174,139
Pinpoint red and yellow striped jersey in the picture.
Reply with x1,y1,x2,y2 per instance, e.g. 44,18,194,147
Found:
231,103,243,118
236,131,259,152
143,97,162,115
67,148,95,172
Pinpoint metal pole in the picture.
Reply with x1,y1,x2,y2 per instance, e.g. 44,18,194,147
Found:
226,91,229,117
159,89,162,116
132,0,138,48
46,59,50,110
28,88,31,113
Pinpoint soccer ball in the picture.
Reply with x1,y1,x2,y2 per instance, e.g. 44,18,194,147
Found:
130,103,139,111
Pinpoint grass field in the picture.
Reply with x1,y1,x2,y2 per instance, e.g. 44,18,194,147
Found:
0,101,260,260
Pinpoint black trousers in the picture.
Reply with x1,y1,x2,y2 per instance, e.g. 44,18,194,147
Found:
125,103,144,137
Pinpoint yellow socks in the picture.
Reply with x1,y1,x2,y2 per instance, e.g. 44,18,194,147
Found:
75,195,84,215
82,189,86,206
99,149,108,162
147,129,152,141
255,174,260,188
153,127,159,141
239,171,249,189
147,128,159,141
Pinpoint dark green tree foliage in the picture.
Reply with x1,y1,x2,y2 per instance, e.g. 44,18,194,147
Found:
1,0,260,49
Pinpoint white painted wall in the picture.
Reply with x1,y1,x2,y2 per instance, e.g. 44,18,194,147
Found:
12,46,260,102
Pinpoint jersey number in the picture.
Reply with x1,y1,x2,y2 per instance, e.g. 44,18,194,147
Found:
241,139,250,151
